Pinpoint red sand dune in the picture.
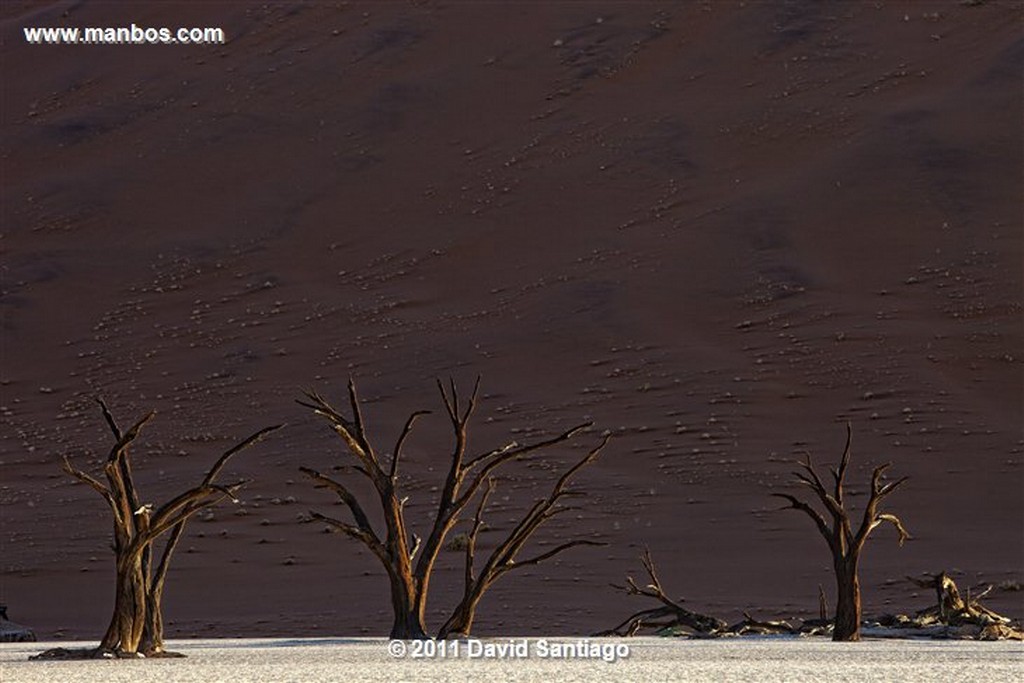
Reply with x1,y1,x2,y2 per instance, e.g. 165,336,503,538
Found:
1,1,1021,639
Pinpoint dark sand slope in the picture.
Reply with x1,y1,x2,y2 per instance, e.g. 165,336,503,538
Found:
1,1,1020,639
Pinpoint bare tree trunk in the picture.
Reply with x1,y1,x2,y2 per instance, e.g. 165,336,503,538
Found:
128,560,147,653
104,551,147,655
390,612,428,640
387,567,427,639
141,578,169,655
439,599,479,639
142,600,164,654
833,558,862,641
99,571,125,652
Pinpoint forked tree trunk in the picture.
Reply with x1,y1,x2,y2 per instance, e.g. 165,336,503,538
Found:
300,378,608,639
140,519,186,654
61,400,279,656
99,571,126,652
142,598,165,654
141,578,169,654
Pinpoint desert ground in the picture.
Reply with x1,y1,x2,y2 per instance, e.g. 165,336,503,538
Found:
1,0,1021,646
3,638,1024,683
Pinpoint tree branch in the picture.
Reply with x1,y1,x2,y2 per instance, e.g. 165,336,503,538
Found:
390,411,431,482
771,492,837,554
95,406,155,534
602,548,726,635
147,481,245,538
203,424,283,487
299,466,379,542
510,539,606,569
299,387,385,486
455,422,593,511
830,422,852,506
146,423,278,536
108,410,157,460
853,464,908,549
412,379,479,580
437,376,480,427
96,397,122,441
309,510,389,565
62,455,117,513
463,476,496,598
793,457,844,522
464,422,591,472
874,513,911,546
474,435,608,583
345,378,376,461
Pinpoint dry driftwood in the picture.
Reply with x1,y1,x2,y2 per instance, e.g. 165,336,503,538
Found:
597,561,1023,641
299,378,608,639
907,572,1011,626
596,549,725,637
599,552,833,638
868,573,1023,640
30,647,185,660
725,612,799,636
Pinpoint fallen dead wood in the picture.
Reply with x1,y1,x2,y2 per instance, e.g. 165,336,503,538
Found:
906,571,1014,627
864,572,1023,641
598,558,1022,641
726,612,800,636
595,549,725,637
30,647,185,660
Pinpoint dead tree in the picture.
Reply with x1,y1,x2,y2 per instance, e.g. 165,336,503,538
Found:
60,399,280,657
771,423,909,641
438,436,608,639
298,378,608,639
596,548,725,637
